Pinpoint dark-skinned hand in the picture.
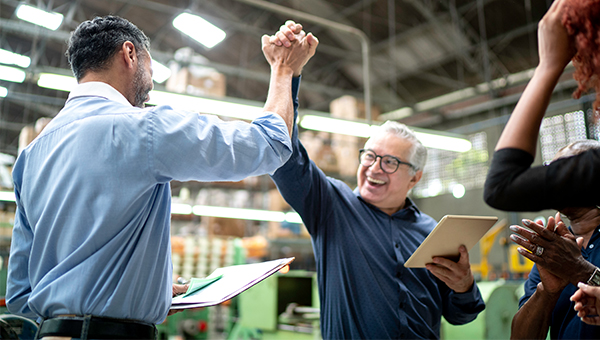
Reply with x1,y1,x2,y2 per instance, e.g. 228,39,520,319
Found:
509,215,588,286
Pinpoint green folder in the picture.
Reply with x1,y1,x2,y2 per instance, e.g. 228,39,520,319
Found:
183,274,223,298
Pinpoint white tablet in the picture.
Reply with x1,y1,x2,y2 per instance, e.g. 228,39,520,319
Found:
404,215,499,268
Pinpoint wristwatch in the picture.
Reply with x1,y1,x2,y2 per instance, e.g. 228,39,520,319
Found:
587,267,600,286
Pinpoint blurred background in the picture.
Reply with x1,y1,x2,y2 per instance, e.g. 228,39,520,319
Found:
0,0,590,339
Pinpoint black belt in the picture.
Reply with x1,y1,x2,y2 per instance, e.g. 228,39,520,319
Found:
36,315,156,339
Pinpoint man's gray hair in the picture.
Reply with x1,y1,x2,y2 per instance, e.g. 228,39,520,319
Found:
555,139,600,160
367,121,427,173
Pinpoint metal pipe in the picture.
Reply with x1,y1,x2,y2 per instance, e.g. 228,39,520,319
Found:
235,0,372,123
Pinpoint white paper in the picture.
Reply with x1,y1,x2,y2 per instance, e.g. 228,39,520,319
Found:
171,257,294,309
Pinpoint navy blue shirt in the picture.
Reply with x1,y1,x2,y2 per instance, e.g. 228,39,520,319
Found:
271,78,485,339
520,227,600,339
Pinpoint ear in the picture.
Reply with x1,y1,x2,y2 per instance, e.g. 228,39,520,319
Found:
407,170,423,190
120,41,137,69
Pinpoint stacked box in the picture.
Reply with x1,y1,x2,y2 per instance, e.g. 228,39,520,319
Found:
166,65,226,98
329,96,379,177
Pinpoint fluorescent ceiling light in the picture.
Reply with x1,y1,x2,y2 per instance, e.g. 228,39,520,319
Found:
151,59,171,84
16,4,64,31
300,115,472,152
285,212,303,224
379,107,413,121
0,65,26,83
148,90,263,120
171,203,193,215
0,49,31,68
452,184,466,199
37,73,77,92
173,13,226,48
187,205,301,223
300,115,375,138
34,73,265,120
0,191,15,202
0,86,7,98
413,131,472,152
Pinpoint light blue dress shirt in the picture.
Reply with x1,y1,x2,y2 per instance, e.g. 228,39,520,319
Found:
7,81,294,324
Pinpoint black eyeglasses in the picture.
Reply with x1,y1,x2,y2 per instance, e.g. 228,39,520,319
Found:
358,149,416,174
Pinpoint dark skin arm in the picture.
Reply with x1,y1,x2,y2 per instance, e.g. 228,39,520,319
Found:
494,0,575,154
511,282,563,339
510,217,568,339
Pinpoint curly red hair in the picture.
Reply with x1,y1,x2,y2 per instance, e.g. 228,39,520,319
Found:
562,0,600,112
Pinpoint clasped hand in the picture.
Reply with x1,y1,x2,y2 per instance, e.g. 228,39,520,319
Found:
509,213,586,288
261,20,319,77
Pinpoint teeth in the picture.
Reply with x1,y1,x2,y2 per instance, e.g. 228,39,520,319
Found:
367,177,385,185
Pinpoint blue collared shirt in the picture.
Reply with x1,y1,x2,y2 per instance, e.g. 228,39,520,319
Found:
7,81,293,324
520,227,600,339
271,79,485,339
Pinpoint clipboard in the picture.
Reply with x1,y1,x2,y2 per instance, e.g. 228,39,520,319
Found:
171,257,294,309
404,215,498,268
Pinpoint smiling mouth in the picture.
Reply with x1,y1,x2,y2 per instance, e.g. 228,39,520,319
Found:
367,176,386,185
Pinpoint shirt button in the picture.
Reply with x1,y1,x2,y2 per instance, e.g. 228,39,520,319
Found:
591,244,595,249
395,243,399,248
399,302,405,308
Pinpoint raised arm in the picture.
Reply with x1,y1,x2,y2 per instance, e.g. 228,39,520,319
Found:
494,0,575,153
261,21,318,136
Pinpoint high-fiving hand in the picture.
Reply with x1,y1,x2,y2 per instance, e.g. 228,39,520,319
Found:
261,20,319,77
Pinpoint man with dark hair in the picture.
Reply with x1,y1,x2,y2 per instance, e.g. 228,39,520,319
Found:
6,16,317,339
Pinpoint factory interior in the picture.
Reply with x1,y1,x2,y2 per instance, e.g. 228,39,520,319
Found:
0,0,595,339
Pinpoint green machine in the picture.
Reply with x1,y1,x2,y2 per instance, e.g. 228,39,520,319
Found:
231,270,319,340
441,280,522,339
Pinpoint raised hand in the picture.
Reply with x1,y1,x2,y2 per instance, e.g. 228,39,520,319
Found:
262,20,319,77
537,0,576,73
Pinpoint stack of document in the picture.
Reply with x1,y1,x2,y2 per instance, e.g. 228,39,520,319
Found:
171,257,295,310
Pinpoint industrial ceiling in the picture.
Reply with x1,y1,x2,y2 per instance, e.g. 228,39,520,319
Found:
1,0,577,157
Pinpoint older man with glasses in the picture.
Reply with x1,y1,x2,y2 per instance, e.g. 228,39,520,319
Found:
270,60,485,338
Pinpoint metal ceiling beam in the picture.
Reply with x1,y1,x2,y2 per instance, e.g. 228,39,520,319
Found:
0,18,369,102
234,0,373,122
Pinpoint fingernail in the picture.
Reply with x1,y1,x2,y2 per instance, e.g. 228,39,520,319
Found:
522,219,531,226
509,225,518,232
510,234,518,242
578,282,585,288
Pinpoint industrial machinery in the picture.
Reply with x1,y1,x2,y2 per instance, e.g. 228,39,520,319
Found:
0,315,38,340
441,280,522,339
231,270,319,340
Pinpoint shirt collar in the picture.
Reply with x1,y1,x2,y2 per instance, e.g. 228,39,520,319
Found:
67,82,132,107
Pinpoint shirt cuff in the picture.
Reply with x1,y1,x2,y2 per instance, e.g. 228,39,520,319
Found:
451,281,482,303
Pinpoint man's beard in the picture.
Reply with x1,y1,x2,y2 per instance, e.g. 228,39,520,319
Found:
133,61,151,108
